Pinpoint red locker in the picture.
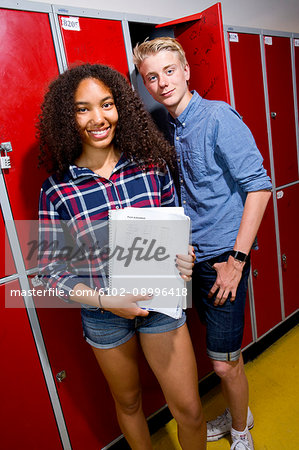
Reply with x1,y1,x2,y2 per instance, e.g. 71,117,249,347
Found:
276,184,299,317
242,292,253,348
32,283,166,449
251,200,282,336
0,8,59,271
0,208,16,278
294,39,299,124
228,32,282,337
187,309,213,379
264,35,298,186
0,8,63,448
58,15,129,77
228,32,271,175
0,9,59,222
32,288,120,449
0,281,62,449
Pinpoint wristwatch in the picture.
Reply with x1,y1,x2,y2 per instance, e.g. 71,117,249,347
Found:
230,250,248,262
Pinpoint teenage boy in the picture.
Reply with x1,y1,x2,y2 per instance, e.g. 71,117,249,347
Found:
133,37,272,450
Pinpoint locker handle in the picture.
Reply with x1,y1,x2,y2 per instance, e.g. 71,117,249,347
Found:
281,253,287,270
253,269,258,278
56,370,67,383
270,112,277,119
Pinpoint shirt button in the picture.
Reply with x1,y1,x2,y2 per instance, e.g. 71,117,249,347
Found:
176,136,180,141
183,200,186,204
177,158,181,162
180,179,183,184
182,122,186,127
115,206,120,209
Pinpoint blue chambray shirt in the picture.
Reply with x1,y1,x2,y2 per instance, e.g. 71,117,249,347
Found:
169,91,272,262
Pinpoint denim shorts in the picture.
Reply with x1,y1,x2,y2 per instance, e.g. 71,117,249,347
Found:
81,308,186,349
192,251,251,361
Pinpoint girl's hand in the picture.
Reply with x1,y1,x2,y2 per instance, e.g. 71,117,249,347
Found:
176,245,195,282
100,293,152,319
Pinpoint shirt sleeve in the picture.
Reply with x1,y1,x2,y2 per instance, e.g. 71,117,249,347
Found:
38,185,107,301
38,187,83,301
160,165,176,206
213,104,272,192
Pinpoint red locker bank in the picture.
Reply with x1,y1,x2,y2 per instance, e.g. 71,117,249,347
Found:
0,2,298,448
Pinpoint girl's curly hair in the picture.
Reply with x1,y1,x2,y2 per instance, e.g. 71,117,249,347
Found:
37,63,176,177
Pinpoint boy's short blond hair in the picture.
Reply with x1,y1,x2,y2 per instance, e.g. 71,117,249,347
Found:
133,37,187,69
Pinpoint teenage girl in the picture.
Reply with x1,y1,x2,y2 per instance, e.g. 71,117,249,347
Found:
38,63,206,449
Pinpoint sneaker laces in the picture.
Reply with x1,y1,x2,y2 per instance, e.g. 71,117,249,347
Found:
208,409,231,431
231,435,252,450
230,439,250,450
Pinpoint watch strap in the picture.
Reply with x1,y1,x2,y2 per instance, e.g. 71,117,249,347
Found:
230,250,248,262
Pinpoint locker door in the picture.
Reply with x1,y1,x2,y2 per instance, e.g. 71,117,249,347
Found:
276,184,299,318
0,8,59,269
228,32,271,174
251,201,282,336
58,15,129,76
32,287,119,449
294,38,299,123
0,281,62,449
31,281,168,449
187,308,213,379
242,293,253,348
264,35,298,186
0,9,63,446
157,2,230,102
228,32,282,337
0,208,15,278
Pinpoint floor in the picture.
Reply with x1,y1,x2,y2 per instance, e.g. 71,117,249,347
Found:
151,323,299,450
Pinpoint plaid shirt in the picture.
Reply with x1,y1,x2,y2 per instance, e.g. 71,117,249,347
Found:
38,154,175,300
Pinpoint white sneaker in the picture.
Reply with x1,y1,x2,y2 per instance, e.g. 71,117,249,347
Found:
231,430,254,449
207,407,254,441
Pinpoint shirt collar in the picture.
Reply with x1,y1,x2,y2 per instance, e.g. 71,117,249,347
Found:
169,90,202,127
67,153,131,180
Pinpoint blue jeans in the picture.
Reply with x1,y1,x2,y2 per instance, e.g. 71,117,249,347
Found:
192,251,251,361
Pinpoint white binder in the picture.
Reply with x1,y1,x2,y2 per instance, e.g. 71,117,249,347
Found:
108,207,191,318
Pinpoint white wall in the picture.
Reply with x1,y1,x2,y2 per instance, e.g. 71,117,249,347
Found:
28,0,299,33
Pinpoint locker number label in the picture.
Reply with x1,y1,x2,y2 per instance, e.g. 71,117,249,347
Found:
264,36,272,45
61,16,80,31
294,39,299,47
229,33,239,43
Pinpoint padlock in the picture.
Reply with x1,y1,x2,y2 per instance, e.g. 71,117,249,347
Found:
0,155,11,169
